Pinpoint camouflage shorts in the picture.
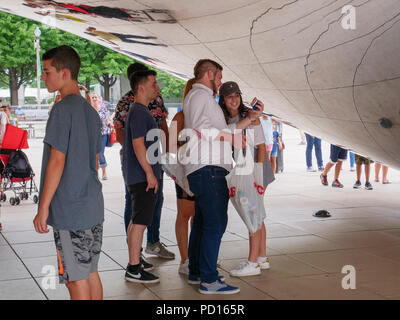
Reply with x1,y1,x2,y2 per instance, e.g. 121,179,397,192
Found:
355,154,374,166
53,224,103,284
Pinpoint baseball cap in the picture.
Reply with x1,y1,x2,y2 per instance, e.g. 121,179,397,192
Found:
219,81,241,97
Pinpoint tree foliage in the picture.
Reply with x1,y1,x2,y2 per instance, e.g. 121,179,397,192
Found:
0,11,186,104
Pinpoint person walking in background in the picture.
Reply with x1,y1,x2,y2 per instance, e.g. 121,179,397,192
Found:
349,152,355,172
320,144,347,188
353,154,373,190
270,122,282,174
375,163,390,184
260,114,273,159
298,130,306,145
305,133,324,172
91,93,111,181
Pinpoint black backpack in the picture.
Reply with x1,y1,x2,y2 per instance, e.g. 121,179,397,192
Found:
5,150,33,179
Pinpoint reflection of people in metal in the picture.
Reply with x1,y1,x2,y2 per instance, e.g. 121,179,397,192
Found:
24,1,176,23
24,0,135,20
85,27,166,47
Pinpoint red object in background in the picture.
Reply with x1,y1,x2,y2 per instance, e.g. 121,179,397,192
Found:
0,124,29,150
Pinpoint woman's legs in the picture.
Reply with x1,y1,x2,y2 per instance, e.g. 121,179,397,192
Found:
99,135,108,178
175,198,195,264
382,165,389,183
248,222,267,263
375,163,381,182
270,156,277,174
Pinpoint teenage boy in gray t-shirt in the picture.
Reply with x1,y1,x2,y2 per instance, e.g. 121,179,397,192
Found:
33,45,104,300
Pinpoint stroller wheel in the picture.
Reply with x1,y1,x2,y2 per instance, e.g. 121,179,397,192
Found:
33,195,39,204
10,197,15,206
15,197,20,205
1,193,6,202
19,193,25,201
25,193,29,200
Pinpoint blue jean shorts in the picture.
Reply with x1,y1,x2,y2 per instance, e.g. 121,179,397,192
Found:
330,145,348,163
270,144,278,157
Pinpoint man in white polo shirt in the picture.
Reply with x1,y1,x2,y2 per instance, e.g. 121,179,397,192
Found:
182,59,246,294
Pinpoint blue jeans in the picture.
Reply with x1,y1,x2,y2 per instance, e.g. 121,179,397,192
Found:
99,134,108,168
305,134,323,168
349,152,355,168
187,166,229,283
123,174,164,245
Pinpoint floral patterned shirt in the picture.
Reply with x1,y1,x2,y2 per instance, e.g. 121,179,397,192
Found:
98,104,111,135
113,90,168,130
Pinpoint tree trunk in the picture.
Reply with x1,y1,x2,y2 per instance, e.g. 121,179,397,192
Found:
103,74,110,102
85,78,91,92
9,67,19,106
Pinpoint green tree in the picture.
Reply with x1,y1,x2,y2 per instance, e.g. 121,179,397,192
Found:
0,11,37,105
93,48,132,101
0,11,186,105
155,70,186,100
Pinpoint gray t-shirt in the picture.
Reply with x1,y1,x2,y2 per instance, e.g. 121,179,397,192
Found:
39,94,104,231
122,102,161,186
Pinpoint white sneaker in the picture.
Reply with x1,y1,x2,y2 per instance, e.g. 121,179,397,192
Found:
179,259,189,275
230,261,261,277
258,257,270,270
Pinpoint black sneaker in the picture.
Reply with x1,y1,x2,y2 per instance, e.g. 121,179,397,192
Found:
332,179,344,188
365,181,373,190
353,180,362,189
140,254,153,271
320,174,328,186
125,264,160,283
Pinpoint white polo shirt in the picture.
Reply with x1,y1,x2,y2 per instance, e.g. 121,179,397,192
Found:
182,83,233,176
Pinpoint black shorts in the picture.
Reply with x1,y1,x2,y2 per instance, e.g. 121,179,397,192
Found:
127,182,157,226
175,183,195,201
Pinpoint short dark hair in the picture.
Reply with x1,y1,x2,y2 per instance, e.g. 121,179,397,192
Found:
127,62,148,80
130,70,157,95
42,45,81,81
193,59,223,80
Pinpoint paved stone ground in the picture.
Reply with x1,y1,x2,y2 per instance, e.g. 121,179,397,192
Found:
1,124,400,300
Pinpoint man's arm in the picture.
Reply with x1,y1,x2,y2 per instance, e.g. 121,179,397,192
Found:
33,147,66,234
132,137,158,194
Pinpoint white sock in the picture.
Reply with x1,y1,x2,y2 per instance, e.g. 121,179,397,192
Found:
248,261,259,268
258,256,267,264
